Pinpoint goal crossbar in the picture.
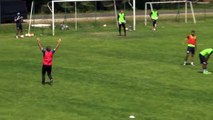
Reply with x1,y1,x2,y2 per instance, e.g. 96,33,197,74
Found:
52,0,113,2
48,0,136,36
145,1,196,26
146,1,188,4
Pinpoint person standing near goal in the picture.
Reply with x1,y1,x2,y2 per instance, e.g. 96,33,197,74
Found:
150,9,159,31
37,37,62,85
118,9,126,36
183,30,197,66
199,48,213,74
14,12,24,39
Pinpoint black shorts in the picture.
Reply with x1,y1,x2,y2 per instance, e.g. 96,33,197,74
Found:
186,46,195,54
16,24,22,30
42,65,52,75
152,19,157,26
199,54,207,65
118,23,126,27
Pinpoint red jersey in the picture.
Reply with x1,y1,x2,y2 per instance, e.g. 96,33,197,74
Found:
187,34,196,47
42,49,55,66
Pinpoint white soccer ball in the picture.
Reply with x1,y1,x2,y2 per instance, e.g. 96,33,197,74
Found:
20,35,24,38
129,115,135,119
25,34,29,37
126,27,129,31
103,24,107,27
30,33,34,37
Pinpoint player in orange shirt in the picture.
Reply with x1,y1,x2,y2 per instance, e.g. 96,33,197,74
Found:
183,30,197,66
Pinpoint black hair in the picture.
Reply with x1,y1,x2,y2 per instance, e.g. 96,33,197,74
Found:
46,46,51,52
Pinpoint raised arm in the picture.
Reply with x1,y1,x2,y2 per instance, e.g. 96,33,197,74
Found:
14,16,19,22
182,38,187,45
37,37,43,51
54,38,62,51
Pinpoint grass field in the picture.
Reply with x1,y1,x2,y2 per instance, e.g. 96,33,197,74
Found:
0,18,213,120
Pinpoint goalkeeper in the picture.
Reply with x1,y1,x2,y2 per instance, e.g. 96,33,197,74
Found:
118,9,126,36
150,9,159,31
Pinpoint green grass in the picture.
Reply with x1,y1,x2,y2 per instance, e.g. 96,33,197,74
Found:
0,18,213,120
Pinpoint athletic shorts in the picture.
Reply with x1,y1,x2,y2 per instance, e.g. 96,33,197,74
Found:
186,46,195,54
152,19,157,26
42,65,52,75
199,54,207,65
16,24,22,30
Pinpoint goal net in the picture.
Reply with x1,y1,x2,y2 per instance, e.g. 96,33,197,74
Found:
144,0,196,26
46,0,136,36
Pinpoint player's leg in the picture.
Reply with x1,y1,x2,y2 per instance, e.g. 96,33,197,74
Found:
152,20,154,30
183,54,189,65
20,25,23,36
199,54,211,74
119,24,122,36
190,47,195,66
16,26,19,39
152,20,156,31
42,65,47,85
122,23,126,36
190,54,195,66
47,66,53,84
183,47,190,65
154,20,157,28
202,63,210,74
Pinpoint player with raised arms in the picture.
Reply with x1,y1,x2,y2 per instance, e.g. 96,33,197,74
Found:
37,37,62,85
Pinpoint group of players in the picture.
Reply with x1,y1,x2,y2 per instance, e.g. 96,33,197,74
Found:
14,12,62,85
148,9,213,75
183,30,213,74
119,9,213,75
14,10,212,85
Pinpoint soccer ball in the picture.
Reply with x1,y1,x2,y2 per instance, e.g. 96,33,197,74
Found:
60,24,69,30
103,24,107,27
25,33,34,37
20,35,24,38
25,34,29,37
125,27,129,31
129,115,135,119
30,33,34,37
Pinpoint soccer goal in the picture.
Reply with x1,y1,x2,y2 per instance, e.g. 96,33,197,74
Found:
27,1,52,36
145,0,196,26
47,0,136,36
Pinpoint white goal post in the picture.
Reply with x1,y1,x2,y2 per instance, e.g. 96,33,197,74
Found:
47,0,136,36
145,0,196,26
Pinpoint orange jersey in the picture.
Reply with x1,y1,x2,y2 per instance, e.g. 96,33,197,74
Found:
187,34,196,46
